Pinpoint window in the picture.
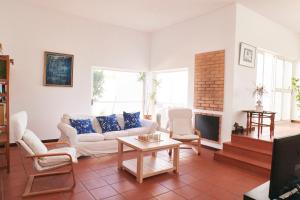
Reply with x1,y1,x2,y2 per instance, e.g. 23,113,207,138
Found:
154,69,189,129
256,51,293,121
92,69,143,115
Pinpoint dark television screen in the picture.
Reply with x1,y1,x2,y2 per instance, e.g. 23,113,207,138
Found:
194,114,220,142
269,134,300,199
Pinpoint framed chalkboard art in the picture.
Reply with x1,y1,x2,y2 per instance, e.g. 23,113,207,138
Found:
43,51,73,87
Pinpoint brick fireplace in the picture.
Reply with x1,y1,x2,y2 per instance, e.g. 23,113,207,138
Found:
194,50,225,144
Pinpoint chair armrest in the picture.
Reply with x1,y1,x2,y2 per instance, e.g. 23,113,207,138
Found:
140,119,158,133
44,142,71,148
28,152,73,163
57,122,78,146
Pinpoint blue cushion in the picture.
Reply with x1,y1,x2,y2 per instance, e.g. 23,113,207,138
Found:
96,114,121,133
70,119,96,134
123,111,141,129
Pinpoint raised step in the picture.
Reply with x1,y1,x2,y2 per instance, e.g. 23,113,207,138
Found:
223,142,272,163
214,151,270,177
231,134,273,152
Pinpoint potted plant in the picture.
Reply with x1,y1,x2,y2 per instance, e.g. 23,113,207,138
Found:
292,77,300,109
253,85,266,111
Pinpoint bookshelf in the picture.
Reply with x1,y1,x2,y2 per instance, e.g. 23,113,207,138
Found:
0,55,10,173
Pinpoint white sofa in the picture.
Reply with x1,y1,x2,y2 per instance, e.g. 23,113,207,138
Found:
57,114,158,156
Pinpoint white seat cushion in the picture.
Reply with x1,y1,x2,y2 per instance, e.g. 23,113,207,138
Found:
77,133,104,142
127,127,150,136
38,147,78,167
22,130,48,155
172,134,199,141
104,130,129,140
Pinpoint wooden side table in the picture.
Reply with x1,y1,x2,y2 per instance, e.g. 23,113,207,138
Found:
243,110,275,139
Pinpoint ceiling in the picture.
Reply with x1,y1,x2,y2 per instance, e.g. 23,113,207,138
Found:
23,0,300,33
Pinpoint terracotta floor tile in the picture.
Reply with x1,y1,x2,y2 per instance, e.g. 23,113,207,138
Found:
103,194,126,200
159,178,186,190
122,189,153,200
111,180,137,193
64,191,95,200
1,146,268,200
81,177,108,190
155,191,185,200
90,185,118,200
174,185,202,199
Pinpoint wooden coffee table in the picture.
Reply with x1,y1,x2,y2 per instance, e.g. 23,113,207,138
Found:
117,132,182,183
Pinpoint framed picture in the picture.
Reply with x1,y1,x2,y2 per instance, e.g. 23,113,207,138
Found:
239,42,256,68
44,51,73,87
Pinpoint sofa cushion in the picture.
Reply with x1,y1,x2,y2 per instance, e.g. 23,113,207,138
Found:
123,111,141,129
22,130,48,155
116,114,125,130
96,114,121,133
127,127,150,136
70,119,96,134
77,133,104,142
38,147,78,167
104,130,129,140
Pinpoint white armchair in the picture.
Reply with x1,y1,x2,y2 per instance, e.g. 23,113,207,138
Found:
168,108,201,155
12,111,78,197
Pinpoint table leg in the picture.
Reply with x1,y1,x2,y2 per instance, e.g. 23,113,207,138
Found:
249,113,253,135
270,113,275,139
118,141,123,170
173,147,179,174
152,152,157,157
246,112,250,135
137,151,144,183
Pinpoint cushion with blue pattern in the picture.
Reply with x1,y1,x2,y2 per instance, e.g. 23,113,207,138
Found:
96,114,121,133
70,119,96,134
123,111,141,130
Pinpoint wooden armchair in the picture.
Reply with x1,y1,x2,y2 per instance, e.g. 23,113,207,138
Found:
11,111,77,197
168,108,201,155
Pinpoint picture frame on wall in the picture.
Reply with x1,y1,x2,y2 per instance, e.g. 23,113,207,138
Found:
44,51,73,87
239,42,256,68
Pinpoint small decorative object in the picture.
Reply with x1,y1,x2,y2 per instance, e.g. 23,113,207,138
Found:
137,133,162,142
44,51,73,87
239,42,256,68
253,85,266,111
233,122,244,134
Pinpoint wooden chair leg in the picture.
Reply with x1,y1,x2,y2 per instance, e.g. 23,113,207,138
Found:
23,167,76,197
169,149,172,156
197,139,201,156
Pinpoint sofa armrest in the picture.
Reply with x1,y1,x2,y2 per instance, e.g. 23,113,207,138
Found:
140,119,158,133
57,122,78,146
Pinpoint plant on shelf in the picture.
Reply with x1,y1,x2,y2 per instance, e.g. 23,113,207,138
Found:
292,77,300,109
253,85,266,111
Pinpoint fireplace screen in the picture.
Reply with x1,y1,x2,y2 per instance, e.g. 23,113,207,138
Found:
195,114,220,142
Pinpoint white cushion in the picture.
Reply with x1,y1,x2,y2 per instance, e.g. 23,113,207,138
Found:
104,130,129,140
116,114,125,130
11,111,28,141
77,133,104,142
172,118,192,135
172,134,199,140
38,147,78,167
22,130,48,155
127,127,150,136
62,114,102,134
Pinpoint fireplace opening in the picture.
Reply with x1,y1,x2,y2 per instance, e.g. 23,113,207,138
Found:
195,113,221,143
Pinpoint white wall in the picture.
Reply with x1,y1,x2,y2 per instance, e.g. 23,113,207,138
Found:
232,4,300,126
150,4,236,147
0,0,150,142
